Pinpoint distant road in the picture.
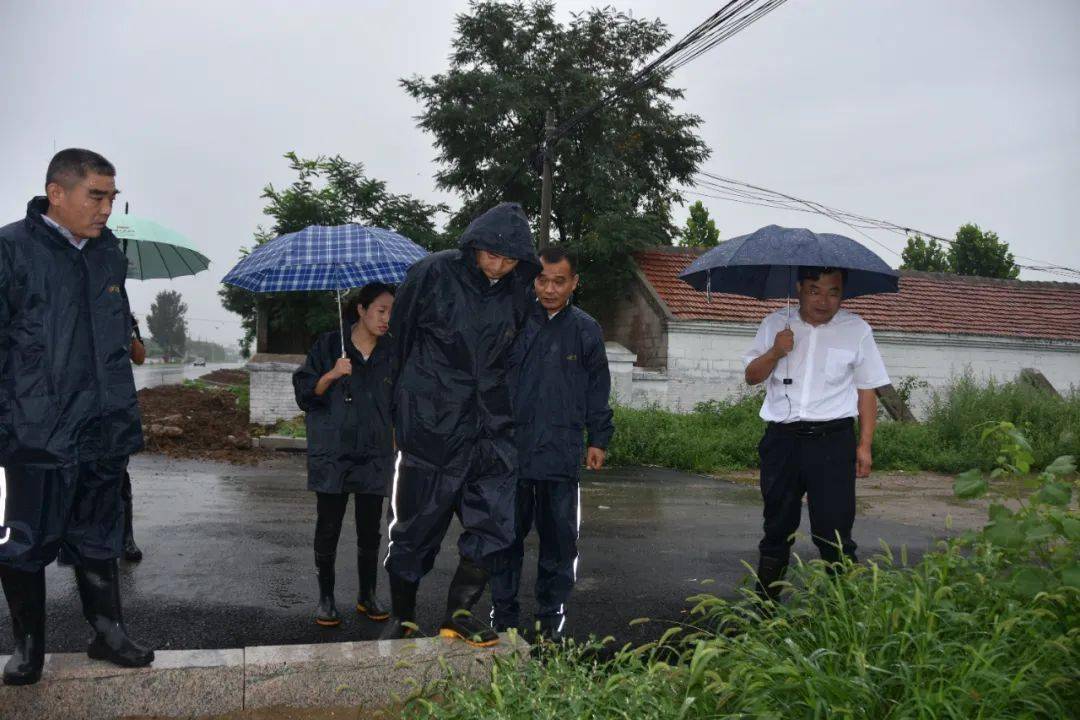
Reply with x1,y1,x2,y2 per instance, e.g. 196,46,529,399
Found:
133,362,243,390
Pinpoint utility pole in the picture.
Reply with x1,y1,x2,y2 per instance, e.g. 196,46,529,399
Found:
538,109,555,250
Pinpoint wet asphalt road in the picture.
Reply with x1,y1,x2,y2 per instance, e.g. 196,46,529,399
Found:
1,455,945,655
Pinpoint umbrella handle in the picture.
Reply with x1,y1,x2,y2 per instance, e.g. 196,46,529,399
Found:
337,289,353,403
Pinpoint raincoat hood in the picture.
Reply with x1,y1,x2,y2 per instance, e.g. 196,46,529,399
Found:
457,202,539,268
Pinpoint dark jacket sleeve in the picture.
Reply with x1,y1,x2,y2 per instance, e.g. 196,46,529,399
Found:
582,322,614,450
388,259,431,386
293,334,333,412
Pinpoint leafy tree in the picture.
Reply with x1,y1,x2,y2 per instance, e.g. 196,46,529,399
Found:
400,1,709,314
900,234,950,273
219,153,448,355
680,201,720,248
948,223,1019,279
146,290,188,358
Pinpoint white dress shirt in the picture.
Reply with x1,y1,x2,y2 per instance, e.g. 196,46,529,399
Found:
743,306,890,423
41,213,88,250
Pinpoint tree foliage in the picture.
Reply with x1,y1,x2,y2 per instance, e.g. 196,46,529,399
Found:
900,224,1020,279
900,234,950,273
219,153,448,355
146,290,188,358
400,0,709,314
679,201,720,248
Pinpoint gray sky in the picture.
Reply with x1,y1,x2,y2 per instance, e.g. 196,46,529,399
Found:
2,0,1078,346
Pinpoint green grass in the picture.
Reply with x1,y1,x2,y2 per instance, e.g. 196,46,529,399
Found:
608,376,1080,474
404,543,1079,720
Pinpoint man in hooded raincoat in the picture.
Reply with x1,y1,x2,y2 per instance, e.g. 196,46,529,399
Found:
0,149,154,686
382,202,539,647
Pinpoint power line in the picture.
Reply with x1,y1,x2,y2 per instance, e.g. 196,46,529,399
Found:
691,172,1080,280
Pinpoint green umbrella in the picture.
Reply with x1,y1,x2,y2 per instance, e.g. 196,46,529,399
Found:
106,213,210,280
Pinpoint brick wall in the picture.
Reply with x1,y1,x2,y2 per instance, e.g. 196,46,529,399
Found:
608,269,670,369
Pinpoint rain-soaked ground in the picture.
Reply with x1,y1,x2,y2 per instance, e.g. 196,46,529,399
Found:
2,454,950,655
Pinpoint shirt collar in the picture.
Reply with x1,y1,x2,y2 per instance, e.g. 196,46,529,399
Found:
41,213,88,250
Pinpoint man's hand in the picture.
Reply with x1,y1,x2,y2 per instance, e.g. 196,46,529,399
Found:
771,329,794,358
856,443,873,478
586,447,606,471
330,357,352,379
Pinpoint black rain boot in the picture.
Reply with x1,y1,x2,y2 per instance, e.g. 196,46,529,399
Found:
1,567,46,686
356,549,389,621
74,559,154,667
754,555,789,606
535,615,565,644
121,483,143,563
439,557,499,648
379,574,419,640
314,553,341,627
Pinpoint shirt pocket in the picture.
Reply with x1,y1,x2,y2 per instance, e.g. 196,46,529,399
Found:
824,348,855,385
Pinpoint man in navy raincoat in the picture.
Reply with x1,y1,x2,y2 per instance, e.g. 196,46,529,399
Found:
382,202,539,647
489,247,613,640
0,149,154,685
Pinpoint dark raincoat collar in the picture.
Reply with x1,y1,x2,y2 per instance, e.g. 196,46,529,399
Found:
24,195,109,253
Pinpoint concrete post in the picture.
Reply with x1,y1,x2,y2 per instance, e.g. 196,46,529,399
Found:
605,341,637,407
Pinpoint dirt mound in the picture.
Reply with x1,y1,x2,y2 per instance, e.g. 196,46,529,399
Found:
137,383,265,464
198,368,249,386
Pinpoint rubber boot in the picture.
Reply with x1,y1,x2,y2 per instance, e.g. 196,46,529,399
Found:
355,548,389,621
74,559,154,667
1,567,46,686
439,557,499,648
535,615,565,644
379,574,419,640
754,555,788,604
121,480,143,563
314,553,341,627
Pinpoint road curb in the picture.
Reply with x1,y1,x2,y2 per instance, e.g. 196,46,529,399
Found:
0,634,525,719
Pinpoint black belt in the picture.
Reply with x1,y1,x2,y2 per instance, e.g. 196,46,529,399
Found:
768,417,854,438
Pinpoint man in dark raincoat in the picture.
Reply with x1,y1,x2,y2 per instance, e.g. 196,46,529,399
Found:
489,247,613,640
382,202,539,647
0,149,154,685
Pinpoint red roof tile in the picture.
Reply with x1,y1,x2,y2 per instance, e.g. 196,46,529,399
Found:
634,248,1080,342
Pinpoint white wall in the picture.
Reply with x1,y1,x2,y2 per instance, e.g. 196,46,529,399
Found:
628,321,1080,416
247,356,303,425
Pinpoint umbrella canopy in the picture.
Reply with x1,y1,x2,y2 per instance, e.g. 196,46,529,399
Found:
221,224,427,293
678,225,899,300
107,213,210,280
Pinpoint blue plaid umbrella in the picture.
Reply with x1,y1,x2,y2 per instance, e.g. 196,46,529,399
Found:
222,224,428,356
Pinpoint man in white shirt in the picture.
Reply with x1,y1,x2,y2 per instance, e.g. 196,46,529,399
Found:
743,266,891,602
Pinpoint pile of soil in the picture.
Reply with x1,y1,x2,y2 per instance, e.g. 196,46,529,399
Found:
138,380,264,464
197,368,250,386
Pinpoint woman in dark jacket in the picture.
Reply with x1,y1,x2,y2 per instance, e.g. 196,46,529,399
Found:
292,283,396,627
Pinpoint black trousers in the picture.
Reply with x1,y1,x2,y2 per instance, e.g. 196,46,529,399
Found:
313,492,384,559
757,420,857,564
489,479,580,629
384,443,516,584
0,458,128,572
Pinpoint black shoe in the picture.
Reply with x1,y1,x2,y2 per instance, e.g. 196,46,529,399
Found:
754,555,789,605
315,553,340,627
122,535,143,564
121,480,143,563
534,616,565,644
439,557,498,648
1,568,46,686
356,549,389,621
379,574,419,640
74,559,154,668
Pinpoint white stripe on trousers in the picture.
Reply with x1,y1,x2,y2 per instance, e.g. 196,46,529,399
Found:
0,467,10,545
557,483,582,633
383,452,403,567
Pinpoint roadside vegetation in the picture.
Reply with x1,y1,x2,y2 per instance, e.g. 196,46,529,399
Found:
400,423,1079,719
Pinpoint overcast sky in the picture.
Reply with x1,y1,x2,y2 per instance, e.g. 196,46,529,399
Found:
2,0,1077,346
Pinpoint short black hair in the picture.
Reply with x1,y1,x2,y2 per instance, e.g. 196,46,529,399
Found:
797,266,848,285
46,148,116,189
538,246,578,275
344,283,396,324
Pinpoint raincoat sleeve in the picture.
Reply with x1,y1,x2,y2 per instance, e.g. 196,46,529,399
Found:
388,260,431,386
293,335,333,412
583,324,614,450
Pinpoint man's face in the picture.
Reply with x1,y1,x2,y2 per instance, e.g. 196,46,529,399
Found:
534,257,578,313
46,172,118,239
475,249,518,280
797,271,844,325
